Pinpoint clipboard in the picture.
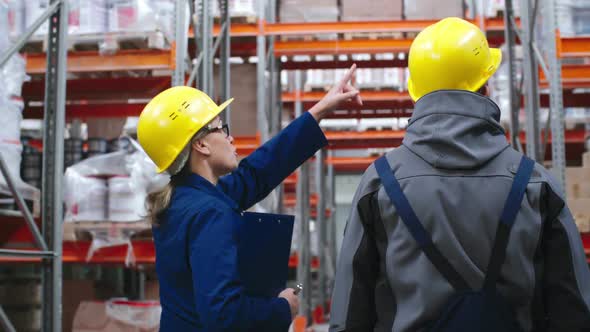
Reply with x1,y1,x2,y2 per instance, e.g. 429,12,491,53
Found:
237,211,295,298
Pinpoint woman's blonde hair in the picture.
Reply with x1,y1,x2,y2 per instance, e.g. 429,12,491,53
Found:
146,124,212,224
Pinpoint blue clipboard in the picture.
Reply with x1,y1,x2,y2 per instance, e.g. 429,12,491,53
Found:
237,211,295,298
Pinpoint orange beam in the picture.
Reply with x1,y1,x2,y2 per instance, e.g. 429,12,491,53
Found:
275,38,413,56
326,156,379,172
25,49,174,74
206,18,514,38
275,36,588,57
540,64,590,88
282,90,409,102
211,24,258,37
266,18,513,35
561,37,590,58
234,136,259,156
325,130,406,149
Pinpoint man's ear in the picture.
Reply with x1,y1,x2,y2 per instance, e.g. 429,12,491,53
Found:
191,138,211,156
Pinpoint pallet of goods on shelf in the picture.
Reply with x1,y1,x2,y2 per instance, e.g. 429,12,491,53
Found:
19,0,177,53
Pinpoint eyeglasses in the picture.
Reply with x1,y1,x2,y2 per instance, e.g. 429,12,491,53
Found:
206,123,230,138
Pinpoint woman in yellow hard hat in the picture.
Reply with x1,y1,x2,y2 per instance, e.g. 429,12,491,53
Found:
137,65,362,331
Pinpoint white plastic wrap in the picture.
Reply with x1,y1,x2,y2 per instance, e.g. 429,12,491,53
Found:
108,0,176,36
68,0,108,35
64,138,168,265
0,99,24,194
0,1,10,59
24,0,49,36
105,299,161,330
5,0,25,39
66,176,108,221
1,54,30,98
0,99,39,201
108,175,147,221
64,138,168,222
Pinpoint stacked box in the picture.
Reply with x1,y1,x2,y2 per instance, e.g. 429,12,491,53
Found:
214,64,258,137
404,0,463,20
280,0,338,23
212,0,258,18
566,166,590,233
341,0,402,21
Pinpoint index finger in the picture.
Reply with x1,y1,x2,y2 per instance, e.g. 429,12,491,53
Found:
338,63,357,89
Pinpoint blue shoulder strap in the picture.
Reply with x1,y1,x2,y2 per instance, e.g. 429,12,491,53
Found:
483,156,535,289
375,155,534,292
375,156,471,291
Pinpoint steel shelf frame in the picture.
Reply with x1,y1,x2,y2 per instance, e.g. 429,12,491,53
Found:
505,0,567,188
0,0,67,331
188,0,231,120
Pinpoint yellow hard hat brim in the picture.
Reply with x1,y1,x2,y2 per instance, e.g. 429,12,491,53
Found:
154,97,234,173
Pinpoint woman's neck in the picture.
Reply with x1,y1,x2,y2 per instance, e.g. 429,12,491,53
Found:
191,161,218,185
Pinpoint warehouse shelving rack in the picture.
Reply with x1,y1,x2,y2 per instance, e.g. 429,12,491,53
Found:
0,0,68,330
0,0,589,329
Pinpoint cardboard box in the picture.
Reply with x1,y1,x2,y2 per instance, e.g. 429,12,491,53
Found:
568,198,590,233
404,0,464,20
144,280,159,301
280,0,338,22
341,0,402,21
63,280,97,332
214,64,258,137
566,167,590,199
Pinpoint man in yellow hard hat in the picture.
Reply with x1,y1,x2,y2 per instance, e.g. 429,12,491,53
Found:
137,65,362,331
330,18,590,332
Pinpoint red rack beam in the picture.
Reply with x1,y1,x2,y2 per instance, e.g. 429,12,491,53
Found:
22,77,171,101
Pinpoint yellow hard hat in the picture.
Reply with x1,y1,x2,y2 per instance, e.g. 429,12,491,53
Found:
407,17,502,102
137,86,233,173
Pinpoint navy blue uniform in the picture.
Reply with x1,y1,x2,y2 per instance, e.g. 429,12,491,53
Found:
153,112,328,331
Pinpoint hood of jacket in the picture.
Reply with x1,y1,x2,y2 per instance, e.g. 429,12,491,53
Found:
402,90,510,169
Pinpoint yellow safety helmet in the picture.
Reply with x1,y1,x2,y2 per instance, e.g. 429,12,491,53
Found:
137,86,233,173
407,17,502,102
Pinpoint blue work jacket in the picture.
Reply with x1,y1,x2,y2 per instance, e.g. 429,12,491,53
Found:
153,112,328,331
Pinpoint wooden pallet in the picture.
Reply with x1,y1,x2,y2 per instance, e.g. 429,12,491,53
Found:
21,31,170,54
343,31,404,40
0,191,40,218
62,220,152,242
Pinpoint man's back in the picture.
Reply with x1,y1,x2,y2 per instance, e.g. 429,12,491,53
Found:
329,91,590,332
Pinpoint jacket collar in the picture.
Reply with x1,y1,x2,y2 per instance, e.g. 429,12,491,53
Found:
402,90,509,169
178,173,239,211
